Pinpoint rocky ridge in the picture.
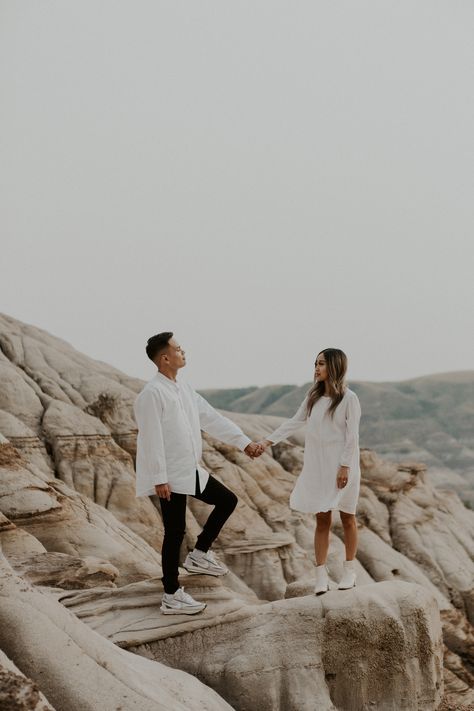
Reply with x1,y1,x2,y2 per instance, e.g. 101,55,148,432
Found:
0,313,473,710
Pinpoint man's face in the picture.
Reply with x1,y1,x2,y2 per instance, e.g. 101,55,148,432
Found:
162,337,186,370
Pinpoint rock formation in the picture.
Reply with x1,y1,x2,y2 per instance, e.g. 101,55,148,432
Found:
0,648,56,711
1,313,473,710
0,552,232,711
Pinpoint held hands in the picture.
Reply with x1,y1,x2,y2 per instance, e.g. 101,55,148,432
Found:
244,442,264,458
336,466,350,489
244,440,273,459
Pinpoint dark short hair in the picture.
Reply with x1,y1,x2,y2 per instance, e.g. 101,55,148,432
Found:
146,332,173,362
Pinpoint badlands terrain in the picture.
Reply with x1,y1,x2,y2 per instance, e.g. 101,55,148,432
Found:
0,312,473,710
201,372,474,507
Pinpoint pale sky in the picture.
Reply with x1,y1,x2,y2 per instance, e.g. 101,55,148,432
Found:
1,1,473,389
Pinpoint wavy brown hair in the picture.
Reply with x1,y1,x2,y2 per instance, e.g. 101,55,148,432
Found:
306,348,348,418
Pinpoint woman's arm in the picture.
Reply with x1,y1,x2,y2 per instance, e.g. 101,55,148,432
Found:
262,396,308,446
339,393,361,467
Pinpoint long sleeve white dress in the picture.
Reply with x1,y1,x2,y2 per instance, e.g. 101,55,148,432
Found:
268,388,361,514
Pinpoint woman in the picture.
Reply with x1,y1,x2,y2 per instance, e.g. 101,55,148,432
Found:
260,348,361,594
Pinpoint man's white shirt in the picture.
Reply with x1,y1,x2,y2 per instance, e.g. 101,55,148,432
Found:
134,371,252,497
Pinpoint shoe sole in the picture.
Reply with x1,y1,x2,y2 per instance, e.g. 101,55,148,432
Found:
183,563,228,577
337,582,357,590
160,604,207,615
314,585,329,596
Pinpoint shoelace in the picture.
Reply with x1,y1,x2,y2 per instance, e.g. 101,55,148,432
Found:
204,551,218,564
176,587,195,604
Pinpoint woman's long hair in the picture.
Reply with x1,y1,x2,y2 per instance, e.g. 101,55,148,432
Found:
306,348,348,418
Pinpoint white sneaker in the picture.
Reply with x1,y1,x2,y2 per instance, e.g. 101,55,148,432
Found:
160,587,207,615
314,564,329,595
183,549,229,577
338,560,357,590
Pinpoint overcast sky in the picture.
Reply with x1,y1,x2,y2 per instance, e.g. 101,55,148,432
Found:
1,1,473,389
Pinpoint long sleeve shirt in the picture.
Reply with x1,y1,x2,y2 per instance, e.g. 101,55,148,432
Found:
133,371,252,496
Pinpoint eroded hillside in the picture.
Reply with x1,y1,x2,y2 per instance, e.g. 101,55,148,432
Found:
1,313,473,710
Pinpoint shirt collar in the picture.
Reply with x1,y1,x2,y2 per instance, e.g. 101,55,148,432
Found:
155,371,180,389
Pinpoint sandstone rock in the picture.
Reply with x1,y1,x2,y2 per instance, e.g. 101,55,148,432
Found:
57,574,250,645
441,608,474,676
0,511,47,557
0,649,56,711
0,410,53,482
442,649,474,706
42,399,164,551
0,359,44,433
0,313,140,427
58,574,443,710
0,450,163,584
7,551,119,589
390,487,474,623
0,552,232,711
1,313,474,708
127,581,443,711
348,525,450,610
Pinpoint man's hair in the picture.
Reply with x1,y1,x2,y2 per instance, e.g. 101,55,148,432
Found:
146,332,173,362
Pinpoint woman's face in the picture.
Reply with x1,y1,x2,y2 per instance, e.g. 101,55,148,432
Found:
314,353,327,382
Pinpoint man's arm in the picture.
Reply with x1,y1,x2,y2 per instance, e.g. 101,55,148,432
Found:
134,389,170,498
194,392,262,457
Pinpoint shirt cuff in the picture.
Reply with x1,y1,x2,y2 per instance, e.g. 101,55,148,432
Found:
237,435,252,451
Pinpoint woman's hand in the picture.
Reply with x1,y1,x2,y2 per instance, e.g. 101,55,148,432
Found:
336,466,350,489
244,442,265,458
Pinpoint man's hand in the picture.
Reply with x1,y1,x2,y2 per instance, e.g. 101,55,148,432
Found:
244,442,265,458
155,483,171,501
336,466,350,489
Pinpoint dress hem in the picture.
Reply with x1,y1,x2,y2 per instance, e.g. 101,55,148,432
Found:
290,505,357,515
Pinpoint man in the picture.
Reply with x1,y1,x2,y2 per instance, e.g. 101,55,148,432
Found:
134,332,263,615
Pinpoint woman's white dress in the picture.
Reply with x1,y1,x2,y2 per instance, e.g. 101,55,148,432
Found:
268,388,361,514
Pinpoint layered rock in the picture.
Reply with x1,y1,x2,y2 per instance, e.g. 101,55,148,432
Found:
41,399,165,552
7,551,119,589
0,443,162,584
0,553,232,711
57,573,444,711
1,313,474,709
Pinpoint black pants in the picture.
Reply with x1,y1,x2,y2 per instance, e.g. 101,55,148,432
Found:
151,472,238,594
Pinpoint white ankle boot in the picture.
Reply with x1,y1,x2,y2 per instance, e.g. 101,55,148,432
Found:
314,564,329,595
338,560,356,590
